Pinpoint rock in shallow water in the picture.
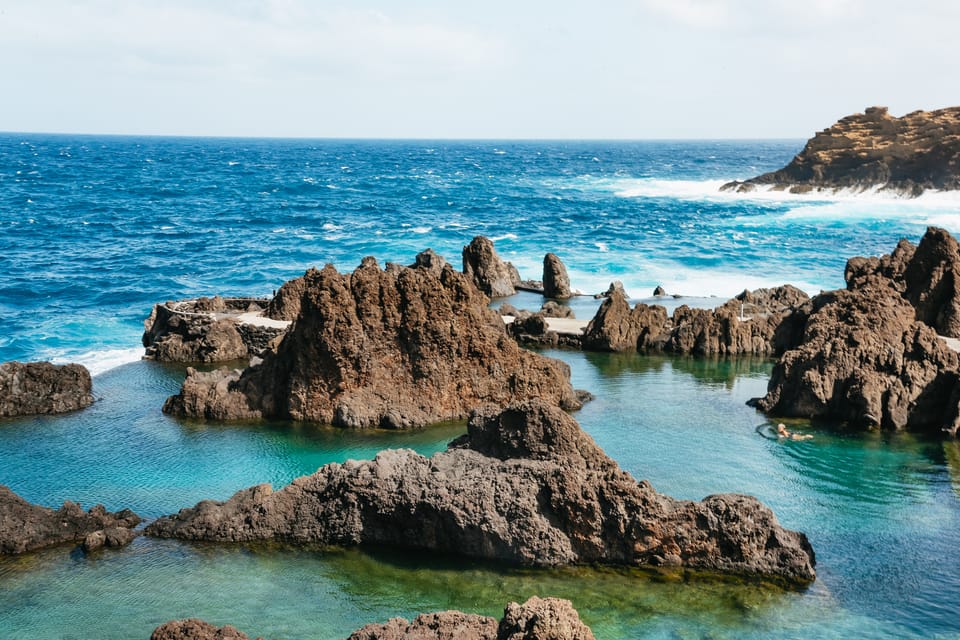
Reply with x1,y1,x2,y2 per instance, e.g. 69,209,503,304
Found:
462,235,521,298
147,400,815,584
0,361,94,418
0,485,141,555
163,253,583,428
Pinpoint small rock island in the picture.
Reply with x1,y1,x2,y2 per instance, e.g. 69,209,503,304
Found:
722,106,960,196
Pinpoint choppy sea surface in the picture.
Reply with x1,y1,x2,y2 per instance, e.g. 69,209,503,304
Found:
2,135,960,639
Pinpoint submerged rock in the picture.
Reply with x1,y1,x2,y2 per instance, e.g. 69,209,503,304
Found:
0,361,94,418
163,254,582,427
543,253,572,299
463,236,522,298
0,485,141,555
752,228,960,435
147,400,815,584
82,526,140,553
346,597,594,640
721,106,960,196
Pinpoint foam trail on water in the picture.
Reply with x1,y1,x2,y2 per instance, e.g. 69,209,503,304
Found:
49,347,144,377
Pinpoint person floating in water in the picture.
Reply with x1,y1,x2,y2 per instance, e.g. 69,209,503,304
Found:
777,423,812,441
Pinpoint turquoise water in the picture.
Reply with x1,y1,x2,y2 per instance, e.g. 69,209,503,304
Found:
2,136,960,638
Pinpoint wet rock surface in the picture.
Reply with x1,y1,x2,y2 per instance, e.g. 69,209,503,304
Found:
150,619,259,640
346,597,594,640
721,106,960,196
163,254,582,427
0,361,94,418
463,236,521,298
0,485,141,555
147,400,815,583
752,227,960,435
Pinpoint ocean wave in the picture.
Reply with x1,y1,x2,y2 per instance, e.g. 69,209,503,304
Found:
49,347,144,377
491,233,518,242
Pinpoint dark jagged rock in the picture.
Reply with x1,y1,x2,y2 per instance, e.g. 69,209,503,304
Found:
580,286,808,356
82,526,140,552
463,236,521,298
346,597,593,640
593,281,628,300
0,361,94,418
542,253,572,300
0,485,141,555
722,106,960,196
752,228,960,435
163,254,582,427
540,301,574,319
582,290,669,352
147,400,815,584
265,273,311,321
150,619,259,640
143,297,284,363
653,285,667,297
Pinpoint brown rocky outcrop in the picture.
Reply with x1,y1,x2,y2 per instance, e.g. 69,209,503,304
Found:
542,254,572,300
347,597,593,640
147,400,815,583
0,485,141,555
722,106,960,196
143,297,285,363
0,361,94,417
581,286,808,356
150,619,259,640
752,228,960,435
462,236,521,298
163,254,582,428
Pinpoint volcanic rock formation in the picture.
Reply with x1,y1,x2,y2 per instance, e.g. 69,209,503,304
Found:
0,361,95,418
0,485,141,555
543,253,572,299
722,106,960,196
147,400,816,583
150,619,259,640
347,597,594,640
462,236,522,298
163,253,582,427
752,227,960,435
143,297,286,363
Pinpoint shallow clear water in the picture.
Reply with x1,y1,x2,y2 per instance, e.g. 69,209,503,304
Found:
2,136,960,638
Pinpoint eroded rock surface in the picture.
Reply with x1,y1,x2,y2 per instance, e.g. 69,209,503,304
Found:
150,619,258,640
582,290,668,352
463,236,521,298
346,597,593,640
163,254,582,427
543,253,572,300
0,361,94,418
147,401,815,583
0,485,141,555
752,227,960,435
722,106,960,196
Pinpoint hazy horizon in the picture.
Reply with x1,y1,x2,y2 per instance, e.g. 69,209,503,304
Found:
3,1,958,139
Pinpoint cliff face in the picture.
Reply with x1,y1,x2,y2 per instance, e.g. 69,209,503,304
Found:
722,106,960,196
147,400,816,584
163,252,583,428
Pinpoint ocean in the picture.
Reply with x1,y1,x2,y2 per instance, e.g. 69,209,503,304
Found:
1,134,959,638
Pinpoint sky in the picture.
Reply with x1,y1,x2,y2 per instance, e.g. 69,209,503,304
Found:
1,0,959,139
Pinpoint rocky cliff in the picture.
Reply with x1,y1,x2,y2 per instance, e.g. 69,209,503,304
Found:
147,400,815,583
0,361,95,417
752,227,960,435
0,485,141,555
163,253,583,428
722,106,960,196
463,236,522,298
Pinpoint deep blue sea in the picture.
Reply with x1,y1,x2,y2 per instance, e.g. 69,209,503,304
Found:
2,135,960,639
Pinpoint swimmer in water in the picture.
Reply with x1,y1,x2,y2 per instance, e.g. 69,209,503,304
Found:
776,422,812,441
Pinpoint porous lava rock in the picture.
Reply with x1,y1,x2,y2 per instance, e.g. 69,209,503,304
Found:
0,485,141,555
752,228,960,435
150,619,259,640
462,236,521,298
143,297,283,363
147,400,816,584
163,254,582,427
542,254,572,300
540,301,574,319
582,290,669,352
346,597,594,640
0,361,94,418
82,526,140,553
721,106,960,196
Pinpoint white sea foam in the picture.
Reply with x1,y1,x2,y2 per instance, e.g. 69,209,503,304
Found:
50,347,144,377
491,233,518,242
322,222,343,231
411,226,432,234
